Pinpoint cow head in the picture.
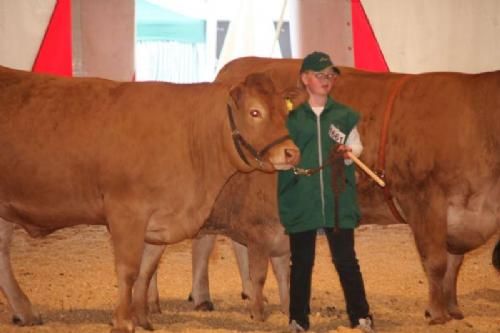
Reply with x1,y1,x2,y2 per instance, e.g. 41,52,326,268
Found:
227,73,300,172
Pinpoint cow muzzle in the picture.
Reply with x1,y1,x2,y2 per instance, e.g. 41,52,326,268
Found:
269,146,300,170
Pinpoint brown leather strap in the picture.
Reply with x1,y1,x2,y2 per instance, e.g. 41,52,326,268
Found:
227,103,290,167
377,75,412,224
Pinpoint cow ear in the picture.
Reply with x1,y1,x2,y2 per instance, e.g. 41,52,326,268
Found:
229,84,243,109
281,86,308,110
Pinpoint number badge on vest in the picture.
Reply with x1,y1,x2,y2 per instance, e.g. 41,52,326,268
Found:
329,124,346,144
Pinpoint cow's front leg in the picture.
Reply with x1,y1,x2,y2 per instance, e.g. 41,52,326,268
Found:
270,253,290,314
443,252,464,319
247,246,269,321
0,219,42,326
132,243,166,330
190,234,216,311
108,208,148,333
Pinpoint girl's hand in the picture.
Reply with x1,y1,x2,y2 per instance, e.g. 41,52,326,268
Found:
336,144,352,159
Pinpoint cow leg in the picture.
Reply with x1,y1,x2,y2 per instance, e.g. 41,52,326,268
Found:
147,270,161,314
247,245,269,321
0,220,42,326
409,191,451,325
270,253,290,314
107,208,148,333
190,234,216,311
443,252,464,319
231,240,253,300
131,243,166,330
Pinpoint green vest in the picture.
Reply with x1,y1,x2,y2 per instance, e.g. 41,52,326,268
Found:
278,97,361,234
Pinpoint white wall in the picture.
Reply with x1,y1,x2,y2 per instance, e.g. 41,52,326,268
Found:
291,0,354,66
362,0,500,73
73,0,135,80
0,0,56,70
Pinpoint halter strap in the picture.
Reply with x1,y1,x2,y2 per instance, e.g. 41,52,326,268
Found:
227,103,291,167
376,75,412,224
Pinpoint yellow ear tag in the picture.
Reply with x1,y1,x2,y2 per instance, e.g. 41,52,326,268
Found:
285,98,294,113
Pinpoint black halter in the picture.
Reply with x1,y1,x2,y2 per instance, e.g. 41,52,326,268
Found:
227,104,291,167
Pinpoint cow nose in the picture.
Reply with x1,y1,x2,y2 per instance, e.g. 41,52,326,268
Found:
285,148,300,165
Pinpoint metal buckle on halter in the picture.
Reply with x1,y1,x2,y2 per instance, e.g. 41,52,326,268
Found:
254,157,264,169
293,167,312,176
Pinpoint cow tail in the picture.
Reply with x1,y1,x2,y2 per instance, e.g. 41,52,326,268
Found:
493,240,500,271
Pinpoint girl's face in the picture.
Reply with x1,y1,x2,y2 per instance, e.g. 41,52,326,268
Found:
300,69,337,97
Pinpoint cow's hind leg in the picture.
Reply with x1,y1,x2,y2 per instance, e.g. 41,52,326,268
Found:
413,216,451,324
409,188,451,324
232,240,253,300
247,245,269,321
270,253,290,314
443,252,464,319
147,270,161,314
107,205,148,333
493,240,500,270
0,220,42,326
190,234,216,311
132,243,166,330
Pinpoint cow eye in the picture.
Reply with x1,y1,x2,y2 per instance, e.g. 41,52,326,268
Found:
249,109,261,118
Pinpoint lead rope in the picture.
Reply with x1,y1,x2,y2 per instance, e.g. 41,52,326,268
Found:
293,145,346,233
330,146,346,233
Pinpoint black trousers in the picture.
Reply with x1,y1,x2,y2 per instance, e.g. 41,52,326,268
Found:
289,228,370,328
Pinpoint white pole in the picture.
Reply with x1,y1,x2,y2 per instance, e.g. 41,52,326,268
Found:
271,0,288,57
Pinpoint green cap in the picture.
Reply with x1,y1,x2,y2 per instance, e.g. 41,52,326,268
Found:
300,51,340,74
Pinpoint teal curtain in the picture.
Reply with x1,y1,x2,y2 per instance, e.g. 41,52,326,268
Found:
136,0,205,43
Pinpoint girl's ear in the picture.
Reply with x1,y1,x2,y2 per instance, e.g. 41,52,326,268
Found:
300,72,309,87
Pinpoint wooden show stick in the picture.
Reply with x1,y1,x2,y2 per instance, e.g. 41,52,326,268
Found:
346,151,386,187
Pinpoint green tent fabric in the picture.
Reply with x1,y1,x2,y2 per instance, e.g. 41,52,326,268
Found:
136,0,205,43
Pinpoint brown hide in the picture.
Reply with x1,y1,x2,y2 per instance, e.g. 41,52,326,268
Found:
208,57,500,324
0,65,299,331
0,65,297,239
201,171,286,257
217,57,500,226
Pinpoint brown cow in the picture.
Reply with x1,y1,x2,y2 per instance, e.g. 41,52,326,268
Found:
189,57,500,325
0,65,300,332
144,172,290,321
189,233,290,317
0,221,42,325
194,171,289,320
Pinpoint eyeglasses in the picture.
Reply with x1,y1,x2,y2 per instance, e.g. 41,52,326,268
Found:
312,72,338,81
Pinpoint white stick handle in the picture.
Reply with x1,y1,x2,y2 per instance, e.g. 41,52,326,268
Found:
346,152,386,187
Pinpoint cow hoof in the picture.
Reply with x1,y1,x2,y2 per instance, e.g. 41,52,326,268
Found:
449,309,464,320
194,301,214,311
241,292,249,300
12,314,43,326
250,312,265,322
137,320,154,331
133,314,153,331
429,315,451,325
425,309,452,324
187,293,193,302
110,328,134,333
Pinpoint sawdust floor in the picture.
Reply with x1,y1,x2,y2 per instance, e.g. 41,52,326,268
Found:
0,224,498,333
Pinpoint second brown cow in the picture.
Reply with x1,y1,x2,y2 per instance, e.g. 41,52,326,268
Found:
188,57,500,325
